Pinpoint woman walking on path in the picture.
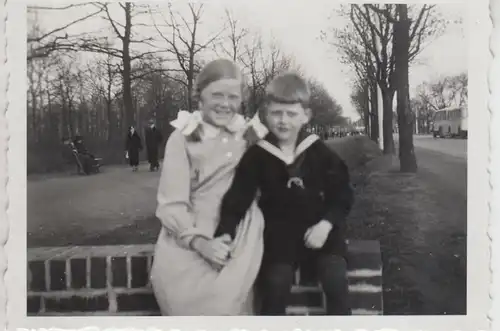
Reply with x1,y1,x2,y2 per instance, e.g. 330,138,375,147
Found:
150,59,267,316
125,126,142,172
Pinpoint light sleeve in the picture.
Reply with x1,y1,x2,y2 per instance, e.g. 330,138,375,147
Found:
155,130,212,249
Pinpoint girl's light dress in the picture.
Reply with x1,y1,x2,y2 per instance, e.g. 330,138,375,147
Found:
150,111,267,316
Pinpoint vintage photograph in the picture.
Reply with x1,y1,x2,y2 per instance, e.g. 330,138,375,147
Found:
25,1,468,317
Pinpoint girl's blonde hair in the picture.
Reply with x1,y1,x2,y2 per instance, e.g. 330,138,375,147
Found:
193,59,246,102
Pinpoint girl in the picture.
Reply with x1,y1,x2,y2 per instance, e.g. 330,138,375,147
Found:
150,59,267,315
125,126,142,172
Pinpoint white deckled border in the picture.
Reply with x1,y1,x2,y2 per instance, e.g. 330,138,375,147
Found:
489,0,500,328
0,1,495,331
0,0,9,329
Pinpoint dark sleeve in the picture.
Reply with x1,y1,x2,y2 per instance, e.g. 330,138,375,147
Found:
214,147,261,240
322,147,354,227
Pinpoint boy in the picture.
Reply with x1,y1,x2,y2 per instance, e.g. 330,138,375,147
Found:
214,72,354,315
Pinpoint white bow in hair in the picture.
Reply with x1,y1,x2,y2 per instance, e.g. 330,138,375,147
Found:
170,109,268,139
170,110,203,135
246,112,269,138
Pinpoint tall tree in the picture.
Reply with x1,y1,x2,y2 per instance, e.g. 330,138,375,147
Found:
76,2,160,132
350,82,371,135
324,4,444,155
215,8,249,62
393,4,417,172
150,3,223,111
308,80,346,127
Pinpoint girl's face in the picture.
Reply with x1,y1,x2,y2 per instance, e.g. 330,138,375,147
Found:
199,78,242,128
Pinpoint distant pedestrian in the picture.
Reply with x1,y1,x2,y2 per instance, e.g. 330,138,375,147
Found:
145,119,163,171
125,126,142,172
72,135,96,175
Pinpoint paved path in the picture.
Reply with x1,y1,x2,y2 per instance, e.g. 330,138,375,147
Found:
413,136,467,200
413,135,467,159
28,163,160,247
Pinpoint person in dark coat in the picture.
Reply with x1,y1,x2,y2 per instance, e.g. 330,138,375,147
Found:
214,72,354,316
125,126,143,172
145,119,163,171
72,135,96,175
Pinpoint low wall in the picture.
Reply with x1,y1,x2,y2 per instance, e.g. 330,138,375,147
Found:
28,240,383,316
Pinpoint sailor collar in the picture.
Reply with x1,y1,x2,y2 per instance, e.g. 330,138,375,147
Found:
257,131,320,165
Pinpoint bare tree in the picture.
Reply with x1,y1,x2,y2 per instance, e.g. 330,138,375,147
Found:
76,2,161,132
392,4,417,172
350,82,371,136
238,35,296,116
83,54,122,140
215,8,249,62
324,4,444,156
150,3,223,111
27,4,105,61
328,19,379,141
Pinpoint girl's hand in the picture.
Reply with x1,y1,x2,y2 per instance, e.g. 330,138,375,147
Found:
191,236,232,268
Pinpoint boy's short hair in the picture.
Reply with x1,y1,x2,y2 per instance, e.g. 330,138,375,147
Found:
264,72,311,109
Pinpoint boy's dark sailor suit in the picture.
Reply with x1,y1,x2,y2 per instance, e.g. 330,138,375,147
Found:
214,129,354,267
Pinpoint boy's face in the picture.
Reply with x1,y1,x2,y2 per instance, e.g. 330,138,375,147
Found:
265,101,311,145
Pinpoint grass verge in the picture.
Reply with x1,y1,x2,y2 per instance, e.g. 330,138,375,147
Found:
347,155,466,315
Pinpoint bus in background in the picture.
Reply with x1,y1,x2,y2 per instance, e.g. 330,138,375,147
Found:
432,106,468,139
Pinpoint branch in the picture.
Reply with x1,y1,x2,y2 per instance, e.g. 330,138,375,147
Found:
27,7,104,43
366,4,397,23
27,4,90,11
130,67,184,81
350,6,382,68
102,3,124,40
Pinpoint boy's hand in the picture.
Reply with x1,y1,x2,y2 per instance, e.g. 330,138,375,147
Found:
304,220,333,250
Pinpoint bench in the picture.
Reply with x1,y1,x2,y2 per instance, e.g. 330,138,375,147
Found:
27,240,383,316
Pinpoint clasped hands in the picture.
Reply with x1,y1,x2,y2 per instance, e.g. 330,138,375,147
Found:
191,219,332,270
191,234,233,270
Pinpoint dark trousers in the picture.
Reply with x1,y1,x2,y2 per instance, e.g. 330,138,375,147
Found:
257,255,350,315
147,148,159,169
77,153,95,174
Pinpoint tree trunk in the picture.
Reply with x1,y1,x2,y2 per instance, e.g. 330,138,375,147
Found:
394,4,417,172
369,84,379,142
363,83,370,136
106,99,113,141
382,89,395,154
122,2,134,131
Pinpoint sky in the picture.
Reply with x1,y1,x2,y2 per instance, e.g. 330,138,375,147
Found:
30,0,468,121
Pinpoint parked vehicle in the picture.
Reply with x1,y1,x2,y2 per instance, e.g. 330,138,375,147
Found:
432,106,468,139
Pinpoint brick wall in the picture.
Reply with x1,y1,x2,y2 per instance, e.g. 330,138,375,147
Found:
27,240,383,316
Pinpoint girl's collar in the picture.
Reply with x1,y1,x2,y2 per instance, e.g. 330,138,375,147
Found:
170,110,268,142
